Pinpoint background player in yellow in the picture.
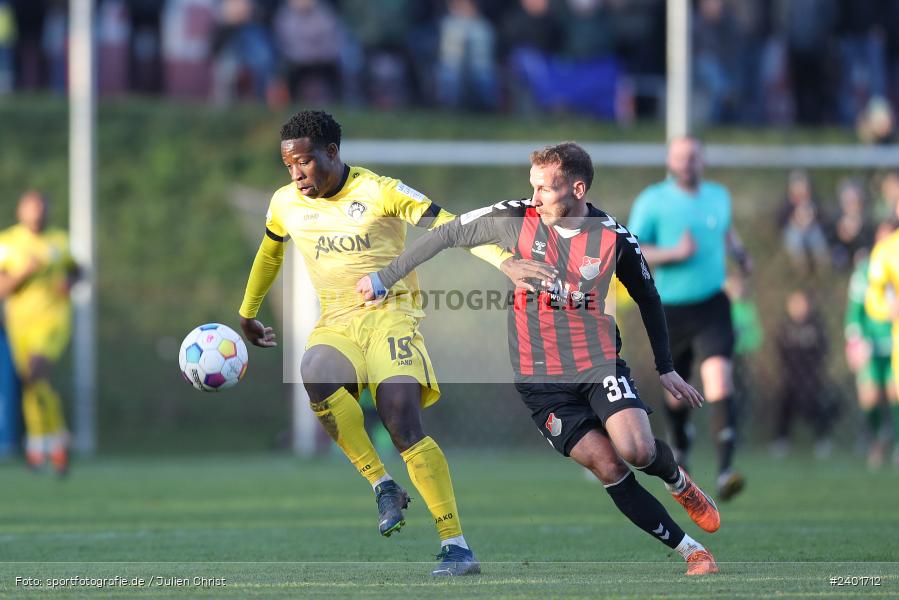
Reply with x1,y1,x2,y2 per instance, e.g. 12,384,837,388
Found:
238,110,553,576
0,191,78,475
865,223,899,464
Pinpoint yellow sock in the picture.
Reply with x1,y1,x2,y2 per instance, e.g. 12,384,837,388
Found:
311,387,386,485
33,379,66,434
401,436,462,540
22,382,45,438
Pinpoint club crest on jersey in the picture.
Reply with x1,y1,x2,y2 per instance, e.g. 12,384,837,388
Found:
532,240,547,256
579,256,602,280
347,201,367,221
545,412,562,437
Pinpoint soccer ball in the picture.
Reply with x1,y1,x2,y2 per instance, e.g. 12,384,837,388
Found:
179,323,248,392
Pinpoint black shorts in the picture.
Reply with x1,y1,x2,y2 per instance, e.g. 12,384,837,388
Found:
664,291,735,378
515,360,651,457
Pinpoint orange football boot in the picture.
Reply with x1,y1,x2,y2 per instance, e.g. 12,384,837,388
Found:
672,467,720,533
685,549,719,576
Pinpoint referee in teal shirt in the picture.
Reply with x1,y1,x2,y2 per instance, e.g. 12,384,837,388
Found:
628,137,751,501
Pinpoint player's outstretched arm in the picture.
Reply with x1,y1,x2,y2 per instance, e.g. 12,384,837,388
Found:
426,208,513,270
614,222,676,376
424,207,555,291
237,233,284,347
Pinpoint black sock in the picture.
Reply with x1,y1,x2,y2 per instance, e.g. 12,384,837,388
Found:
605,471,685,550
636,438,680,485
711,396,737,473
664,404,692,463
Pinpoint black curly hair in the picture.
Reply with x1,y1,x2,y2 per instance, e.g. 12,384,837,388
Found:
280,110,342,149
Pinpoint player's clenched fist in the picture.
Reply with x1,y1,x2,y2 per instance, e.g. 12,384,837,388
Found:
356,273,388,302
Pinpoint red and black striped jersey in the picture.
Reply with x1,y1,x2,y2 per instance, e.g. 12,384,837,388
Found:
377,199,674,379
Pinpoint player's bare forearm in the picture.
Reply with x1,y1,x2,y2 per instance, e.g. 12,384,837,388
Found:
640,233,694,266
239,316,277,348
726,228,752,274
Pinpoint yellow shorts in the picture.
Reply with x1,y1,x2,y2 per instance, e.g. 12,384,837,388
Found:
7,315,71,375
306,310,440,408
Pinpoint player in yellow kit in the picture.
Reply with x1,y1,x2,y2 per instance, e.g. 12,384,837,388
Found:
238,111,552,575
866,223,899,465
0,191,78,475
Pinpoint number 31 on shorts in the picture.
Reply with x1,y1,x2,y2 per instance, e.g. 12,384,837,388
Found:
603,375,636,402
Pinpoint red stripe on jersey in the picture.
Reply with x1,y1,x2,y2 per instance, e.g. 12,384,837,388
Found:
538,226,562,375
513,289,534,375
595,228,618,358
564,230,594,370
517,208,540,259
513,209,540,375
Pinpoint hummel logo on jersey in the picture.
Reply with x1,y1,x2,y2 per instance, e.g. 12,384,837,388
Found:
314,233,372,259
579,256,602,280
600,216,642,254
347,200,367,221
641,257,652,280
532,240,547,256
545,413,562,437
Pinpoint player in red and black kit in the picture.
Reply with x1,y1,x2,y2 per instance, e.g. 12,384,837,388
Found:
357,143,721,575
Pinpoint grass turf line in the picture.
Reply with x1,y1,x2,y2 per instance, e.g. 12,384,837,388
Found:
1,450,897,598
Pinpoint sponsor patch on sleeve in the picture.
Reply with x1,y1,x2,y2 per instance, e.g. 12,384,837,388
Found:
460,205,495,225
396,182,427,203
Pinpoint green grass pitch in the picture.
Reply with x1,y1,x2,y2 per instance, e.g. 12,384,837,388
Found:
1,449,897,598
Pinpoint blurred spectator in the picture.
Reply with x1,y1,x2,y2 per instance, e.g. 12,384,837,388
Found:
437,0,498,110
772,290,838,459
11,0,44,90
829,178,875,270
562,0,615,61
0,0,16,94
503,0,623,119
340,0,414,109
777,170,830,275
162,0,216,99
273,0,342,104
606,0,665,77
836,0,886,124
211,0,277,106
727,0,772,124
856,95,896,145
130,0,164,95
782,0,839,124
500,0,562,113
693,0,740,123
42,0,66,93
875,170,899,222
499,0,562,59
97,0,130,96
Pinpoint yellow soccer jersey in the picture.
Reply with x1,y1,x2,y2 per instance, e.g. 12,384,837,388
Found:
0,224,74,323
866,229,899,333
265,166,445,326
